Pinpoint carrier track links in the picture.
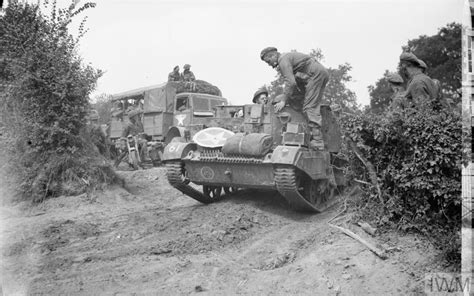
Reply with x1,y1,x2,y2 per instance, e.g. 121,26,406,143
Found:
165,161,216,204
274,166,337,213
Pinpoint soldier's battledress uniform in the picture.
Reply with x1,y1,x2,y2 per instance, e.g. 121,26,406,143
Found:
404,72,438,109
168,71,181,82
276,51,329,129
181,70,195,82
121,110,147,161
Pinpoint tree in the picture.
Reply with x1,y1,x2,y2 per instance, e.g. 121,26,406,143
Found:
266,48,358,111
325,63,358,110
368,22,461,112
0,0,118,201
92,93,114,125
367,70,393,114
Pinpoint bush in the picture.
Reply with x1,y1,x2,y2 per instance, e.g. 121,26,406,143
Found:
17,138,120,202
0,0,120,201
338,105,462,262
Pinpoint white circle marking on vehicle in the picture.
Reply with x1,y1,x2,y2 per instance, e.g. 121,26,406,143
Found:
201,166,215,180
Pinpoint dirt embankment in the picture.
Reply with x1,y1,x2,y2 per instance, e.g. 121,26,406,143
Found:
0,167,449,295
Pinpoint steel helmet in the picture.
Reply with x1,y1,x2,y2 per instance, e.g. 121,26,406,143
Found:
252,88,269,103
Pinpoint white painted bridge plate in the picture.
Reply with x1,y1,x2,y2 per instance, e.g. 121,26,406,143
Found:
192,127,235,148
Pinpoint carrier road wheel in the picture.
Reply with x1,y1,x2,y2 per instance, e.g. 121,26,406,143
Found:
304,179,335,210
203,185,224,201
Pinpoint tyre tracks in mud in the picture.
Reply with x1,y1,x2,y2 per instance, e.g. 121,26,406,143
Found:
1,168,435,295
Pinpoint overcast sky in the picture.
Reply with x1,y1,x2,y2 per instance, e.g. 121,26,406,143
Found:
74,0,463,106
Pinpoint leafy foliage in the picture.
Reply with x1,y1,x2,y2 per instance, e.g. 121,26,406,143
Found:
0,0,119,201
367,71,394,114
325,62,358,110
338,105,462,261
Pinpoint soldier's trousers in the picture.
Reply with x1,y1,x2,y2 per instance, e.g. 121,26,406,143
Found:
290,62,329,128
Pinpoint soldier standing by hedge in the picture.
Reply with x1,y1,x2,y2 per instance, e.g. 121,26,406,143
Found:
386,72,406,113
260,47,329,150
398,52,437,109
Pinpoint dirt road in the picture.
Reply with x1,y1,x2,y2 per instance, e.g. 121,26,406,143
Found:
0,167,446,295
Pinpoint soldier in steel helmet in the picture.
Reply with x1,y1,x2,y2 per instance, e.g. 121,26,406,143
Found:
181,64,196,82
252,88,269,104
260,47,329,150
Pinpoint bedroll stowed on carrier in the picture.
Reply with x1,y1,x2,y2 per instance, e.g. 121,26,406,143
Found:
162,102,346,212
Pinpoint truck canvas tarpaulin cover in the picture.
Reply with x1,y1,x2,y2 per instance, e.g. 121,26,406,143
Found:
142,83,176,140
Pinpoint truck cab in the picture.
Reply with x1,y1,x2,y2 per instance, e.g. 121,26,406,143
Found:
110,82,228,145
173,92,227,125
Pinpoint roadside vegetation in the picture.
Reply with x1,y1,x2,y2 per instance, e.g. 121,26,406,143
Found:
0,0,120,202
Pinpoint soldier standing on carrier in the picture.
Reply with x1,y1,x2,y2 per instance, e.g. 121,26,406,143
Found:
168,65,181,82
260,47,329,150
181,64,196,82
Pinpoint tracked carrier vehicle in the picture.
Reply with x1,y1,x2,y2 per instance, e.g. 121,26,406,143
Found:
162,102,345,212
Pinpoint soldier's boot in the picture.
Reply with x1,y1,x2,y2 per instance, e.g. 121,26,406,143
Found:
309,126,325,151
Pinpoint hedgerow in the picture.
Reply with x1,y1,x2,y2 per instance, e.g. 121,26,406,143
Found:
0,1,120,201
338,105,462,262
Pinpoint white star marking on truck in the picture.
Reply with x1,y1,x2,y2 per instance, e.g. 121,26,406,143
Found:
175,114,186,126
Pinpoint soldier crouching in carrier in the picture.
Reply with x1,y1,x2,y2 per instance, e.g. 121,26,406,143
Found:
260,47,329,150
252,88,269,104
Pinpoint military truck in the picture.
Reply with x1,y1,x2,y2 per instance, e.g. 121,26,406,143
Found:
162,101,345,213
109,81,228,165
